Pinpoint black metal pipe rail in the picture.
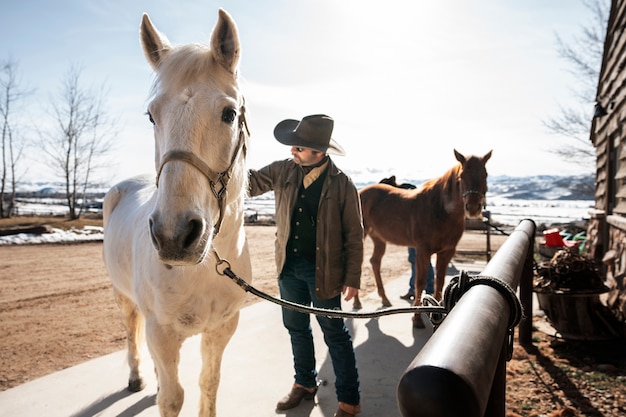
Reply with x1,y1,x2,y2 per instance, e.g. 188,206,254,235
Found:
397,219,536,417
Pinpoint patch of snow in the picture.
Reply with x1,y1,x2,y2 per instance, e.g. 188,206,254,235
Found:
0,226,104,245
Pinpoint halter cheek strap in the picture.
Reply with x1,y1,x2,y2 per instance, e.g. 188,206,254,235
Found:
154,103,249,236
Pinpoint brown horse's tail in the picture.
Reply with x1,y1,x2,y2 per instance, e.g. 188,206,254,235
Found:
361,214,369,239
359,188,371,240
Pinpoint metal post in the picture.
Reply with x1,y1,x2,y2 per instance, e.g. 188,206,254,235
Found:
397,220,536,417
518,220,536,346
484,337,507,417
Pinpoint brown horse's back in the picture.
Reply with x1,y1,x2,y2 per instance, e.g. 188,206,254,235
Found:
361,183,426,248
359,182,464,252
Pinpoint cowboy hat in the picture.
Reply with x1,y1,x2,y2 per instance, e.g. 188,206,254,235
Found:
273,114,345,156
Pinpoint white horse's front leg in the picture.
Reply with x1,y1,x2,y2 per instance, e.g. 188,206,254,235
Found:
146,319,185,417
112,289,146,392
198,312,240,417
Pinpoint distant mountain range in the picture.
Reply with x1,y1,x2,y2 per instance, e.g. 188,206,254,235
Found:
15,174,595,201
350,173,595,201
485,174,595,200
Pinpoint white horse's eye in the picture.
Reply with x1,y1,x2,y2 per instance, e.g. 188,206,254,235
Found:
146,111,155,125
221,107,236,124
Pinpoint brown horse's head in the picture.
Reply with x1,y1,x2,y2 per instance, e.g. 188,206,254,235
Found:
454,149,492,219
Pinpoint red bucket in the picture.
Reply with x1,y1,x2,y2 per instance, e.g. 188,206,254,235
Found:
543,228,564,247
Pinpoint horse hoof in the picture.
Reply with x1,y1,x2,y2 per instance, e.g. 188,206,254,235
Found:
382,299,392,308
412,315,425,329
128,378,146,392
353,301,362,310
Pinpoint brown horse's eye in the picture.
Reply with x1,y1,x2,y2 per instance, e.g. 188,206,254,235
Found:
221,107,236,124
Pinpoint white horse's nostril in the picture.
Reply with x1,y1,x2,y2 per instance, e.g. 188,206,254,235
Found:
148,212,207,256
148,217,161,251
182,216,204,249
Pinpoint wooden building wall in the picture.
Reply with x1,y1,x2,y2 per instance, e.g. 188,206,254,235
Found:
589,0,626,323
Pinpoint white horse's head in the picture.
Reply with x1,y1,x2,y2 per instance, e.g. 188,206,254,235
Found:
141,10,248,265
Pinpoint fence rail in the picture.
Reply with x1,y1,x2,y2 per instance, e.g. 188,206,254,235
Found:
397,219,535,417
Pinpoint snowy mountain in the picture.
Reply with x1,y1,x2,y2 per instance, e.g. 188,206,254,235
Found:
12,174,595,202
485,175,594,201
349,172,595,201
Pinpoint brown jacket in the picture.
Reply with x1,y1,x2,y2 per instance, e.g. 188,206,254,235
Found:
248,158,363,300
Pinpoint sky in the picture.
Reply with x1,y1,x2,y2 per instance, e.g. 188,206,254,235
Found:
0,0,604,186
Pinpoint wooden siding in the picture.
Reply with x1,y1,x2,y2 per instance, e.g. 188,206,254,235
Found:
589,0,626,329
593,1,626,214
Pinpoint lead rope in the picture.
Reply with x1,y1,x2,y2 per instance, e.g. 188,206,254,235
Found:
213,250,523,350
213,252,445,319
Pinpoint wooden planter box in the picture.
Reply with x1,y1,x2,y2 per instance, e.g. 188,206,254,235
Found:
535,288,619,340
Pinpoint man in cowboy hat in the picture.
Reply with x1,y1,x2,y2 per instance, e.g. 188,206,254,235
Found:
248,114,362,417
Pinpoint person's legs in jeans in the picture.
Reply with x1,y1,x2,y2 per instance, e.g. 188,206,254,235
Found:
280,257,360,406
279,257,317,389
407,247,416,295
408,248,436,296
425,261,435,295
314,305,360,406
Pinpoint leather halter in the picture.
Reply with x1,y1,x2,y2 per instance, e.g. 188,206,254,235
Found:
155,103,250,236
462,189,486,211
462,190,485,198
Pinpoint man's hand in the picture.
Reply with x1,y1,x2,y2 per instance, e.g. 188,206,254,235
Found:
342,286,358,302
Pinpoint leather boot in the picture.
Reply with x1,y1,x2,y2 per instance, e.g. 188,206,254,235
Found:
334,402,361,416
400,292,414,300
276,383,317,411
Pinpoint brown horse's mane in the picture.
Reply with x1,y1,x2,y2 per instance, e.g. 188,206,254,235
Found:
416,163,462,206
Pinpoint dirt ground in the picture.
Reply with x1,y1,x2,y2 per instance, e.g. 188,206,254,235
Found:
1,223,625,416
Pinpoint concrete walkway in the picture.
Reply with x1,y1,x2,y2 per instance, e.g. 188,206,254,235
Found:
0,261,489,417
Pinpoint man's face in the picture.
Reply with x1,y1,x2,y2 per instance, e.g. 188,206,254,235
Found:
291,146,325,166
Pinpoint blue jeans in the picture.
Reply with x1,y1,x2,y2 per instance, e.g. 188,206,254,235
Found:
279,256,360,405
408,247,435,295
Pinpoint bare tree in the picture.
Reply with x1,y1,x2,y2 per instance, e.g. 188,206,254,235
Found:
0,59,30,218
543,0,610,168
39,65,115,219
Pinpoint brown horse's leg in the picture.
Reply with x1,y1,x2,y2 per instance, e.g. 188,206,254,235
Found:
434,249,455,300
112,288,146,392
355,236,390,309
371,237,392,307
412,250,431,329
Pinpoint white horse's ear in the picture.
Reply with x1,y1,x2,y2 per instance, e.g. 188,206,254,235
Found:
140,13,172,71
210,9,241,75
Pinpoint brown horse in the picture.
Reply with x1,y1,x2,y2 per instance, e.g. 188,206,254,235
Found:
355,149,492,328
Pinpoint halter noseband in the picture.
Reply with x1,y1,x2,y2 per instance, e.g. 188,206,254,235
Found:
154,102,250,236
462,190,485,198
462,189,486,211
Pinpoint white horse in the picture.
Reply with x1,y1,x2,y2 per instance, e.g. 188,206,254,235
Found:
103,9,251,417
